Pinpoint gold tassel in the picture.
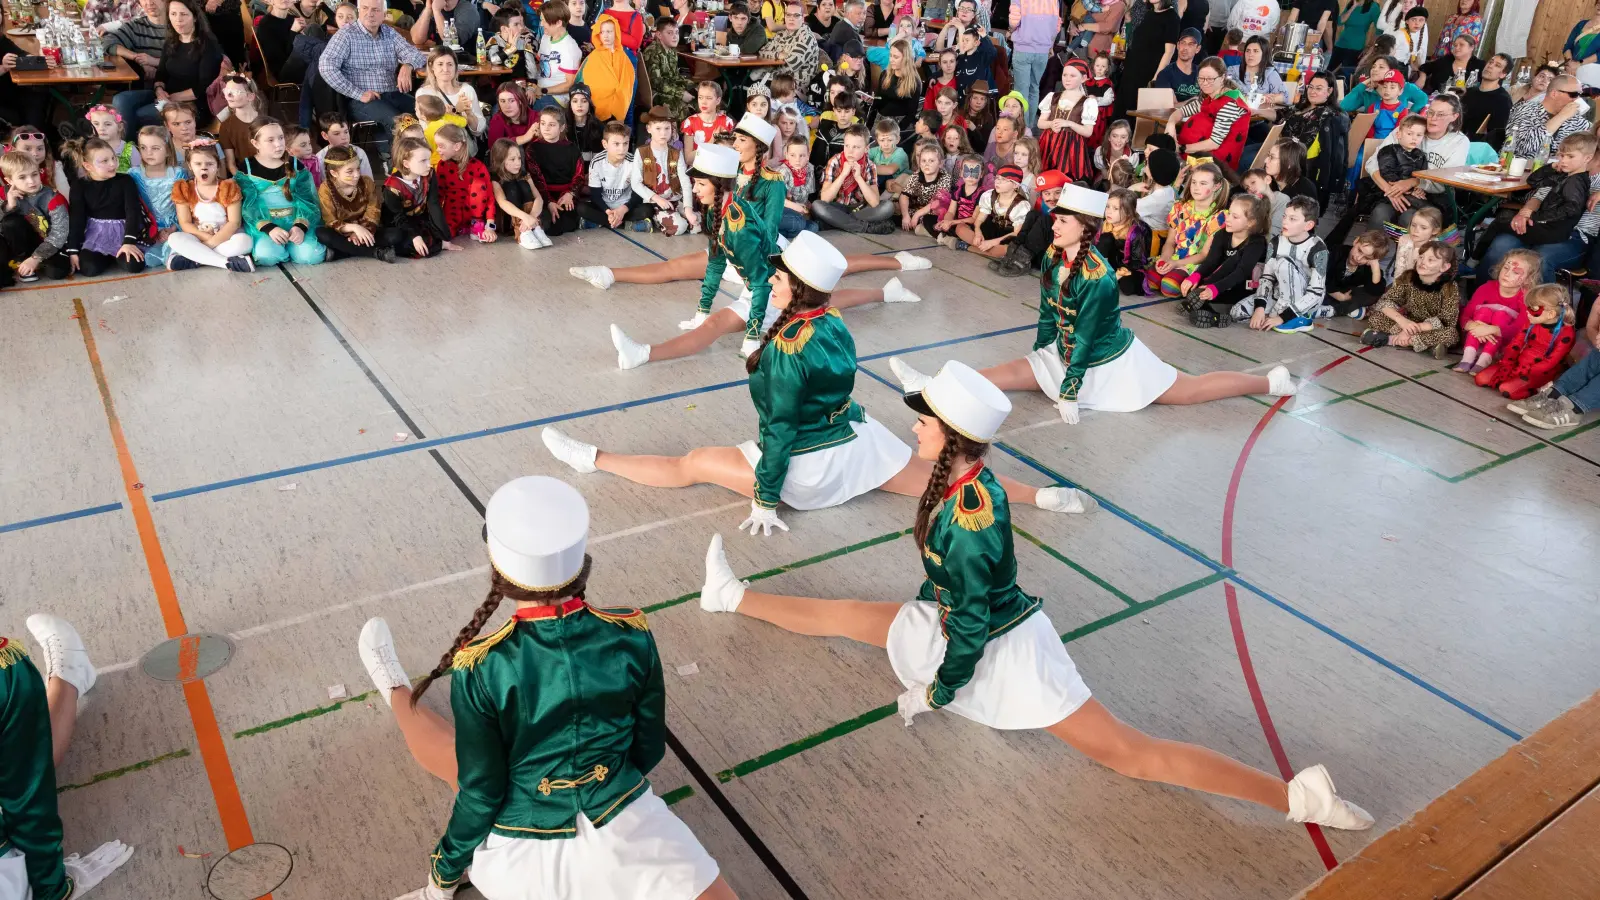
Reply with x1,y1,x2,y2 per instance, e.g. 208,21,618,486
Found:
589,607,650,631
950,481,995,533
0,637,26,669
452,617,518,670
772,318,814,356
1080,251,1109,282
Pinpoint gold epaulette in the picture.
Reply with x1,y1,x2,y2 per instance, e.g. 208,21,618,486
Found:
452,617,518,671
758,165,782,181
725,201,747,232
589,606,649,631
773,308,840,356
0,637,26,669
950,480,995,532
1080,250,1110,282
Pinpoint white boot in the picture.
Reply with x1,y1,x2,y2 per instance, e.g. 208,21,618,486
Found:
881,277,921,303
25,614,96,697
570,266,614,289
610,324,651,370
358,618,410,707
534,227,553,248
1036,487,1098,514
1267,365,1297,397
541,427,598,474
888,356,932,393
700,534,747,613
678,310,710,331
895,251,932,271
1286,764,1375,830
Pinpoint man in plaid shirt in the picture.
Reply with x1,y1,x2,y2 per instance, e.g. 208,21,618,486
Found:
318,0,429,157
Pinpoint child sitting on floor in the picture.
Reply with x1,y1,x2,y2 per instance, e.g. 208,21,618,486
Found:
433,124,496,241
62,139,153,276
631,108,697,236
1393,206,1443,282
1179,192,1270,328
1455,248,1540,373
417,93,469,168
1148,160,1229,298
1133,147,1179,232
1327,229,1393,318
1095,187,1152,295
84,105,141,174
317,144,401,262
1241,167,1288,238
382,136,452,259
489,138,551,250
0,150,70,286
166,139,255,272
286,125,323,188
1238,195,1330,333
1474,283,1576,400
931,152,985,245
955,162,1029,257
527,106,585,237
235,117,326,267
775,134,818,238
901,139,950,236
129,125,185,269
1362,241,1461,357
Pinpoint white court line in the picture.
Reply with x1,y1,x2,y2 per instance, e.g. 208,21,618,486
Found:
97,500,749,676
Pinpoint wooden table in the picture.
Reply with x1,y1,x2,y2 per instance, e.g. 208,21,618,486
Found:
1414,165,1530,195
679,47,776,81
8,57,139,88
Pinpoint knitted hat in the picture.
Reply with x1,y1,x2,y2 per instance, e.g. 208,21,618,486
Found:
1147,148,1180,186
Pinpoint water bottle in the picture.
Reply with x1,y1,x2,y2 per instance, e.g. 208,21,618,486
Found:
1499,126,1515,171
476,28,487,66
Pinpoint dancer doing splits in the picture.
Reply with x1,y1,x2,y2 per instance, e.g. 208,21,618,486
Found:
544,232,1095,537
1,616,134,900
891,187,1299,423
697,360,1376,832
362,476,735,900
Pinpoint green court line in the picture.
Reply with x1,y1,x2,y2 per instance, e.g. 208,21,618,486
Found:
1125,311,1261,364
1446,443,1549,482
660,784,695,806
1336,395,1507,457
57,749,192,794
1286,378,1408,415
642,528,913,615
1059,571,1231,645
1551,416,1600,443
1013,526,1138,606
235,689,380,739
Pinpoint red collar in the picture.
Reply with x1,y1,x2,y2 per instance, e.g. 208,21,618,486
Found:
791,306,830,321
513,597,588,620
943,462,984,500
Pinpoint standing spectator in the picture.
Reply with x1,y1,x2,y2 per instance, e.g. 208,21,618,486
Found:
536,1,582,107
1461,53,1513,147
1111,0,1178,124
1505,75,1592,162
1394,6,1428,75
1331,0,1379,76
758,2,822,100
1433,0,1482,57
84,0,143,32
1203,0,1233,55
254,0,320,84
202,0,245,72
1153,27,1203,104
1076,0,1125,59
1008,0,1060,130
105,0,169,139
318,0,428,156
1180,0,1210,35
645,18,695,122
410,0,487,50
1227,0,1278,37
579,14,636,124
1374,0,1409,42
1566,2,1600,67
954,26,996,96
1284,0,1337,49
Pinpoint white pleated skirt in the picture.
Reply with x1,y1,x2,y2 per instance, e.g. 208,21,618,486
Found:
468,790,719,900
0,849,30,900
738,416,913,510
724,292,779,331
1026,337,1179,412
886,602,1093,730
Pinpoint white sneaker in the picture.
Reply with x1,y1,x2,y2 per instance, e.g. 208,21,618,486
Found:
1267,365,1297,397
25,614,95,696
610,324,651,370
700,534,747,613
881,277,921,303
542,427,598,474
895,251,932,271
1286,764,1375,831
678,310,710,331
1036,487,1098,514
721,265,745,286
358,618,410,707
888,356,932,393
533,227,553,248
519,230,541,250
570,266,614,289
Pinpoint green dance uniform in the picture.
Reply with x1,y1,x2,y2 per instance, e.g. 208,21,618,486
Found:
699,167,787,341
1034,245,1134,402
0,638,72,900
429,601,662,891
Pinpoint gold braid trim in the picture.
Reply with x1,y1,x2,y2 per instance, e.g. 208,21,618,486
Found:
773,308,840,356
589,606,649,630
949,481,995,532
451,617,517,671
1080,250,1109,282
0,637,27,670
538,764,609,795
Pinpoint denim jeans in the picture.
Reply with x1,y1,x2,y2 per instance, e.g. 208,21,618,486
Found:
778,208,819,239
113,89,162,140
1010,51,1049,130
348,90,417,159
1555,348,1600,413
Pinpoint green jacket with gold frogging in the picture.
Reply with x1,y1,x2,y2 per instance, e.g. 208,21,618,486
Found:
429,602,664,891
1035,245,1134,402
699,166,788,341
0,638,72,900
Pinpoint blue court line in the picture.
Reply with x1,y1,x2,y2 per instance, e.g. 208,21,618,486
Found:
857,324,1033,362
1120,297,1178,311
0,502,124,535
871,243,941,254
985,441,1524,742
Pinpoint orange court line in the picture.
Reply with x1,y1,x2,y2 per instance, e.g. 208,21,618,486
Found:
8,269,170,293
71,298,265,868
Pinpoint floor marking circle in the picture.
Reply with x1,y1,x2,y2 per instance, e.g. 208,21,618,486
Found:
139,633,234,683
205,841,293,899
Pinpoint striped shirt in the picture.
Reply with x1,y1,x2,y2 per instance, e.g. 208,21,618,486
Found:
1175,96,1248,146
101,14,164,61
317,22,428,100
1505,98,1592,161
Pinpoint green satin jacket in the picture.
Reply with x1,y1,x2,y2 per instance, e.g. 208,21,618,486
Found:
699,166,787,341
747,306,864,510
916,465,1042,709
0,638,72,900
1035,245,1134,402
429,601,664,891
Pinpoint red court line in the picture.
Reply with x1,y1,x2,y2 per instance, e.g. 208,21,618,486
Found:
71,299,266,877
1221,355,1353,871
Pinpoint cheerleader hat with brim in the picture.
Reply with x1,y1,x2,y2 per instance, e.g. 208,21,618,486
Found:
905,361,1012,443
690,143,740,179
1054,184,1108,218
770,230,848,293
485,476,589,592
735,112,777,147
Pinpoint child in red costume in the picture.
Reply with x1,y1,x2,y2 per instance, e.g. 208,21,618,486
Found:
1474,284,1576,400
433,124,496,241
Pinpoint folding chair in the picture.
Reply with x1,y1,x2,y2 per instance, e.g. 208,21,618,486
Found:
241,5,300,119
1346,111,1376,169
1136,87,1176,113
1249,122,1283,171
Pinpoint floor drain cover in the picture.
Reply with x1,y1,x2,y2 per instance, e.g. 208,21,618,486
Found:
139,633,234,683
206,842,293,899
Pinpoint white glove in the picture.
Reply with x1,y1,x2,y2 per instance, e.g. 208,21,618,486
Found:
1056,399,1080,425
739,337,762,358
738,502,789,537
678,311,709,331
897,684,934,726
63,840,135,896
393,882,456,900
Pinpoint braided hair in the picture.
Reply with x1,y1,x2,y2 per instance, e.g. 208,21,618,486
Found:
1039,209,1103,294
409,555,594,707
744,265,831,374
913,425,989,549
694,174,735,249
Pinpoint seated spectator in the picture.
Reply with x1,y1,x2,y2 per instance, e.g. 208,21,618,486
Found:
1237,195,1329,333
527,106,585,236
683,80,735,161
646,18,695,122
85,0,143,31
924,48,959,110
235,117,326,266
316,112,372,179
868,118,909,196
1153,28,1203,104
1095,186,1152,294
319,0,428,156
1419,33,1484,94
935,0,981,52
1504,75,1593,161
578,122,646,229
317,143,401,261
773,133,817,237
1360,93,1471,233
63,139,153,276
410,0,487,52
811,89,860,169
537,1,583,108
167,138,256,271
1516,309,1600,429
954,162,1029,258
1166,57,1250,174
937,122,974,173
1363,70,1412,141
813,124,896,233
418,48,487,142
983,115,1020,172
961,82,998,150
1462,52,1514,147
1360,241,1461,357
902,139,951,235
1240,167,1287,237
1272,71,1348,205
485,8,535,77
1179,192,1271,328
1340,55,1429,118
0,150,70,286
826,0,867,57
1148,159,1228,297
873,39,923,130
1474,133,1598,289
1327,229,1394,318
382,136,451,258
417,94,468,166
723,3,768,55
1326,114,1428,246
932,152,985,244
1455,248,1538,373
255,0,321,84
1474,283,1576,401
106,0,171,139
1133,146,1179,231
807,0,839,37
995,167,1065,276
1393,207,1443,282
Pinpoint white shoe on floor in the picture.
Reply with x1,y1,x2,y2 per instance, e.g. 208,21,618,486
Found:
888,356,932,393
882,277,921,303
358,617,410,707
541,427,598,474
519,230,541,250
1267,365,1297,397
895,251,932,271
534,227,553,248
1036,487,1098,514
25,614,95,697
722,265,745,286
678,311,710,331
1287,764,1375,831
610,324,651,370
570,266,614,289
700,534,747,613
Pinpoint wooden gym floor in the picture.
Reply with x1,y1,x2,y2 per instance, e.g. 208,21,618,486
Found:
3,227,1598,900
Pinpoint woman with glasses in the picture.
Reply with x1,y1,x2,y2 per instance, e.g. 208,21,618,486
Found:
1163,57,1251,175
1360,93,1469,234
1269,71,1349,206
